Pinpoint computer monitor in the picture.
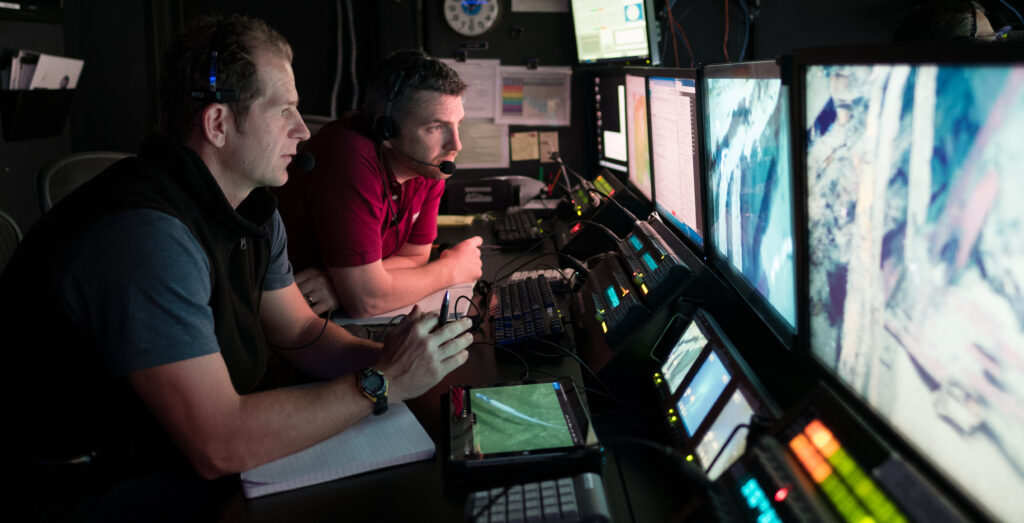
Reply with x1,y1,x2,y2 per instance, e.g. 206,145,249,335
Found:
702,60,797,349
648,69,704,250
624,72,652,202
797,43,1024,523
569,0,660,66
593,71,628,173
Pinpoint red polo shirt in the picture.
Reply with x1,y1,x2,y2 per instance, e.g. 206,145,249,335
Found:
273,112,444,271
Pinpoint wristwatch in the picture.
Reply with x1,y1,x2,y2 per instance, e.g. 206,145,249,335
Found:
358,367,389,415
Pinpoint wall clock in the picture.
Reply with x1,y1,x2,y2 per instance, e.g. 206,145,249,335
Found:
443,0,501,37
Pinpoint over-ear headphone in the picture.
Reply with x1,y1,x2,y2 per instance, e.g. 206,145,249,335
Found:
374,69,407,141
189,20,239,104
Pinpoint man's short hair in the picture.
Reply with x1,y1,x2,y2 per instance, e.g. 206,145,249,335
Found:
892,0,986,41
362,49,467,137
159,14,293,142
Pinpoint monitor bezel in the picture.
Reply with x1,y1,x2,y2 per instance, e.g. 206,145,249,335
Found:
700,58,798,351
568,0,661,67
791,41,1024,523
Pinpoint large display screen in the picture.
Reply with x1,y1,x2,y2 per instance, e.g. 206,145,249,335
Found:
625,73,652,201
704,61,797,344
649,73,703,249
803,60,1024,522
570,0,658,65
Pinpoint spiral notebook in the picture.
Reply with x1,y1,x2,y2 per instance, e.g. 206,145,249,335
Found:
240,401,435,498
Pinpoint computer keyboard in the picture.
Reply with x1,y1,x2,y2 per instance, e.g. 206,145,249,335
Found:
464,472,611,523
491,275,564,346
493,210,546,247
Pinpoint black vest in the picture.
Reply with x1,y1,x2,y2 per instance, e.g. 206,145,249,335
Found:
0,135,276,476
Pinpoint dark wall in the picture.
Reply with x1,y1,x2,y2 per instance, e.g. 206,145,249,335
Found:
3,0,1022,235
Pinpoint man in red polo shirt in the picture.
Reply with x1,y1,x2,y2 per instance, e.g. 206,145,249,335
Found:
275,50,482,318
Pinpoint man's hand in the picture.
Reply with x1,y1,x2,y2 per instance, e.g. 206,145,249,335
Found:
295,267,340,315
439,235,483,284
377,306,473,401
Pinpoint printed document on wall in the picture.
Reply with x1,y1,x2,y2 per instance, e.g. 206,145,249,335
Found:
441,58,500,119
495,66,571,126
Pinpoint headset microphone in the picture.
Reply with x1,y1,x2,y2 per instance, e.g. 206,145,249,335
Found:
390,143,457,175
291,152,316,173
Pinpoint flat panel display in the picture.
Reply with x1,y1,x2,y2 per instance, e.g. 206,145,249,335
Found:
661,320,708,395
677,350,731,436
802,55,1024,523
625,73,652,201
703,60,797,347
696,388,755,480
569,0,659,65
649,72,703,249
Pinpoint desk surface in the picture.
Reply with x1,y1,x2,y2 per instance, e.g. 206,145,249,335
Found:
217,217,692,522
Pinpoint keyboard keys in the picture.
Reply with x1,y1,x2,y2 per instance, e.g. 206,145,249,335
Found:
465,473,610,523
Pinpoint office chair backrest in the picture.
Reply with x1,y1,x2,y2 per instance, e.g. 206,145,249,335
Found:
0,209,22,275
37,151,133,213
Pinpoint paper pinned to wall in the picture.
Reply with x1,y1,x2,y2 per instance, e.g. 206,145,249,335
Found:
495,66,572,126
440,58,500,119
455,119,509,169
510,131,539,161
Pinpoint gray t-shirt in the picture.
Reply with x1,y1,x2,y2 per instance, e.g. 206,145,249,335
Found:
58,208,293,377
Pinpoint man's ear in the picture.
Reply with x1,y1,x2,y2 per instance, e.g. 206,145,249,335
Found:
200,103,231,148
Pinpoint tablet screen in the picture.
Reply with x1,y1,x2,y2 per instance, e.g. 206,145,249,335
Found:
447,378,602,470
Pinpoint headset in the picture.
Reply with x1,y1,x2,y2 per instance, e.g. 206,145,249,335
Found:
189,20,239,104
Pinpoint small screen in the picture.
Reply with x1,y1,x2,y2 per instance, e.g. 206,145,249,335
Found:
804,61,1024,523
625,73,652,201
704,61,797,336
696,388,755,480
649,75,703,248
594,74,628,171
661,321,708,394
677,350,731,436
470,382,575,454
570,0,654,64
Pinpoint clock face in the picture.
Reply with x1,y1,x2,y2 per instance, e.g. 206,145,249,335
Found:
444,0,500,37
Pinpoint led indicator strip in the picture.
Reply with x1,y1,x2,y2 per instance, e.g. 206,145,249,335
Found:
788,420,906,523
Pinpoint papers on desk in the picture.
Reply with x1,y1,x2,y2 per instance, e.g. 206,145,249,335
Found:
333,281,476,326
240,402,434,498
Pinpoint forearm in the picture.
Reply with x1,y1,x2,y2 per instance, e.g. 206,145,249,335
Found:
203,376,372,478
275,318,382,378
335,259,460,317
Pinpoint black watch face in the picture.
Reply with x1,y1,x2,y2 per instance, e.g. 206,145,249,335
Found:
364,373,385,394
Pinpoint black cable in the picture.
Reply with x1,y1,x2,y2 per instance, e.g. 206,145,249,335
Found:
524,336,629,409
565,219,620,244
704,423,750,474
373,312,408,342
471,487,509,522
470,340,532,381
603,436,712,489
270,308,334,351
587,188,640,224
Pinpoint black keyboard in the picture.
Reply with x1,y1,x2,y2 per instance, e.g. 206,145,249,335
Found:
493,210,545,247
464,472,611,523
491,275,564,346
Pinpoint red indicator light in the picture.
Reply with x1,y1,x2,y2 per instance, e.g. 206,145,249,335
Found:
774,488,789,502
570,223,582,234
